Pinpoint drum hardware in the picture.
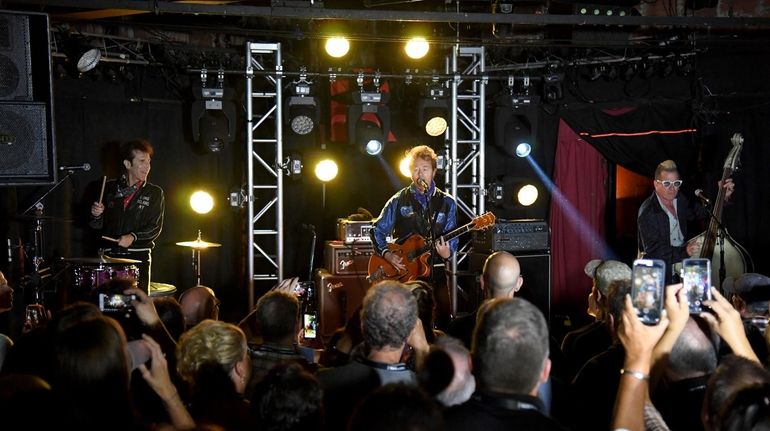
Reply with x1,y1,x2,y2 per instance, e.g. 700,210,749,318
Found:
176,230,222,285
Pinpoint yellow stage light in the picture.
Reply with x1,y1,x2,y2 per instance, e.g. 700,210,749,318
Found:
190,190,214,214
399,156,411,178
315,159,339,182
325,37,350,58
517,184,539,206
405,37,430,59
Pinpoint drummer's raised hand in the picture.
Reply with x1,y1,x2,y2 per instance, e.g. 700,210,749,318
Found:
91,202,104,218
126,287,161,327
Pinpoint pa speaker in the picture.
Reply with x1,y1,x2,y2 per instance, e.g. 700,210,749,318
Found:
469,252,551,321
0,13,32,101
0,103,52,182
0,11,55,186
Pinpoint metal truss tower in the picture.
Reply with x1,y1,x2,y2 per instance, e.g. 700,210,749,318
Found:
446,45,486,316
245,42,284,309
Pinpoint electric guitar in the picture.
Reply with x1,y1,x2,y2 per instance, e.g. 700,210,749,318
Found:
366,212,496,283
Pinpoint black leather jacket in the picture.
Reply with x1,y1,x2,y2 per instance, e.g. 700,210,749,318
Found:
90,178,165,250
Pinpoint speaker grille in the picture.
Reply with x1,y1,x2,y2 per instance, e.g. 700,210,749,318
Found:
0,14,32,101
0,102,49,178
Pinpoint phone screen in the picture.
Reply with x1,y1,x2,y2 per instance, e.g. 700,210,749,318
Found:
99,293,136,312
682,258,711,314
303,313,317,339
632,259,666,325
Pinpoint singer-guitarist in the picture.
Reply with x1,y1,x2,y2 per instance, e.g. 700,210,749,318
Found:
370,145,458,273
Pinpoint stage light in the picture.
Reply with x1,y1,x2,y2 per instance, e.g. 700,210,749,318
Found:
325,37,350,58
77,48,101,73
404,37,430,59
314,159,338,182
417,84,449,137
399,156,411,177
516,184,539,206
516,143,532,158
191,68,236,153
348,90,390,157
190,191,214,214
285,76,319,136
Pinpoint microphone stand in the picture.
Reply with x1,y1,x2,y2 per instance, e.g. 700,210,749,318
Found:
424,184,436,283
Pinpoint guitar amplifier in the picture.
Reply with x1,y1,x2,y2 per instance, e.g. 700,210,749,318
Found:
315,268,371,340
336,218,374,244
324,240,376,276
473,219,550,253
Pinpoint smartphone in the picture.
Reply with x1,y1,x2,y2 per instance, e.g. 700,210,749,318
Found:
293,281,313,297
303,313,318,339
631,259,666,325
681,258,711,314
98,293,137,313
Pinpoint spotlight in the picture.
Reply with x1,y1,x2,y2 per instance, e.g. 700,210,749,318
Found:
191,69,236,153
515,143,532,158
314,159,338,182
399,156,411,178
283,155,303,177
190,190,214,214
404,37,430,60
325,37,350,58
348,90,390,157
77,48,101,73
543,72,564,102
494,93,539,159
285,75,319,136
417,83,449,137
621,63,637,81
516,184,539,206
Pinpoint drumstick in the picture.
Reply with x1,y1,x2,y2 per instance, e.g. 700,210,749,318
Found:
102,235,120,243
98,176,107,204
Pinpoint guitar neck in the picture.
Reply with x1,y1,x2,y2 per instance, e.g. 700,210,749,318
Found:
415,221,475,256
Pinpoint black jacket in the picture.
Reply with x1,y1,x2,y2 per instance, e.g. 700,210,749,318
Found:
90,179,164,250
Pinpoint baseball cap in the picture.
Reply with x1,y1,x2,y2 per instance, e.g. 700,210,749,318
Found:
584,259,632,296
722,273,770,312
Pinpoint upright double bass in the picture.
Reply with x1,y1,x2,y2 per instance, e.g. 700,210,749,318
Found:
688,133,753,289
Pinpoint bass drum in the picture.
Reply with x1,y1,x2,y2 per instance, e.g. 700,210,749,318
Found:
687,229,753,289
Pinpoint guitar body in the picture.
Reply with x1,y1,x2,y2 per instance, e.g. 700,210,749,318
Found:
366,211,496,284
367,235,432,283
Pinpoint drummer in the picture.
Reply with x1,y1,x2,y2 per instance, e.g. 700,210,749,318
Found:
90,139,165,294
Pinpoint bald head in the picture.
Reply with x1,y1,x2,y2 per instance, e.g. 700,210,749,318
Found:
179,285,219,328
482,251,523,298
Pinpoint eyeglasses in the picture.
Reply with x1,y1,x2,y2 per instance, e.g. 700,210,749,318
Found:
656,179,683,189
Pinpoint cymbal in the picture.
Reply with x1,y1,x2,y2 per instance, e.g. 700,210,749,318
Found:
15,214,72,223
176,239,222,249
64,255,141,264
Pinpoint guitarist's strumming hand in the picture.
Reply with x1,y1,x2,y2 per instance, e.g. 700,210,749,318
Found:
385,251,406,272
435,237,450,260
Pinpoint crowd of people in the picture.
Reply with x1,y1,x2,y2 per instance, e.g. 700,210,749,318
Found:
1,255,769,430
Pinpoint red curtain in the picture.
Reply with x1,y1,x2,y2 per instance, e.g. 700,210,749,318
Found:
550,119,608,321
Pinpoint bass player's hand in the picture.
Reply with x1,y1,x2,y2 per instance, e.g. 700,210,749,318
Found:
384,251,406,272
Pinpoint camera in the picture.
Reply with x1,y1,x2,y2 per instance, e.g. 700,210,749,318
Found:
632,259,666,325
293,280,313,297
98,293,137,313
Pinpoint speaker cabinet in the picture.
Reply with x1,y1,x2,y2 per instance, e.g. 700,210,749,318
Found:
314,268,371,340
0,13,32,101
0,11,55,186
469,252,551,321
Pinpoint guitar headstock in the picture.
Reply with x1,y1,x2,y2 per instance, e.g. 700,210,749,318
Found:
724,133,744,172
471,212,496,230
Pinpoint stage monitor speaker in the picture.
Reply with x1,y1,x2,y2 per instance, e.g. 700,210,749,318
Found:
0,11,55,186
469,252,551,321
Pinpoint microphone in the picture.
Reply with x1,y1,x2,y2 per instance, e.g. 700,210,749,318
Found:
695,189,711,205
59,163,91,172
417,178,429,192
